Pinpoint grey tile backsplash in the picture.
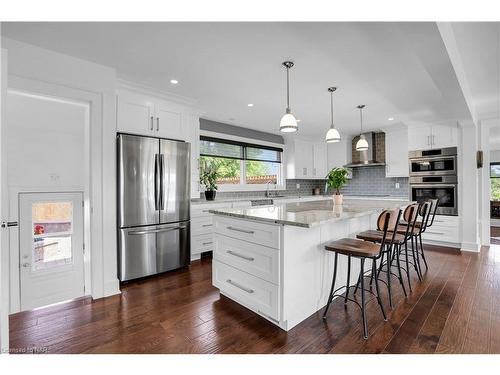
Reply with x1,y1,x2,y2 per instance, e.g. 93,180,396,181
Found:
340,166,408,197
198,166,408,199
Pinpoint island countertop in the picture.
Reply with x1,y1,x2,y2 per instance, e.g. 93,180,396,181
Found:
208,198,410,228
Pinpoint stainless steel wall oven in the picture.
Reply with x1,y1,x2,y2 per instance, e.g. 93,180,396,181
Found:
409,147,458,216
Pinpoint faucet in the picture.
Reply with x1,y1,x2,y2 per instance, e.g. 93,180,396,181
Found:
266,180,274,198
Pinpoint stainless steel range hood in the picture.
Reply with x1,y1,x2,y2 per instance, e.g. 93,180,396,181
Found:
344,132,386,168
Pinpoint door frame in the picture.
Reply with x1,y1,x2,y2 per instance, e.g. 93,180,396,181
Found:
6,76,102,313
480,118,500,246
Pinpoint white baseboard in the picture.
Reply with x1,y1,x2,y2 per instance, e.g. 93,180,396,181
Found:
103,278,121,297
191,254,201,262
460,241,481,252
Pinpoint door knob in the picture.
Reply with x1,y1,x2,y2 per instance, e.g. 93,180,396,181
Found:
22,263,31,268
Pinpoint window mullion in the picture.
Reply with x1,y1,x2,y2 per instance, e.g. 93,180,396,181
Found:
240,159,245,186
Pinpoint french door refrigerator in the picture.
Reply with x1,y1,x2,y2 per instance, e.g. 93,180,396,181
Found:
117,133,190,281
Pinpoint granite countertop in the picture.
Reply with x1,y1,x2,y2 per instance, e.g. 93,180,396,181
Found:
208,198,411,228
191,194,408,205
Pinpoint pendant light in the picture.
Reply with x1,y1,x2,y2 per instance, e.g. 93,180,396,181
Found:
325,87,341,143
355,105,369,151
279,61,298,133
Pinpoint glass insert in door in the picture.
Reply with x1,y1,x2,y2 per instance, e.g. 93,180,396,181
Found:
31,201,73,271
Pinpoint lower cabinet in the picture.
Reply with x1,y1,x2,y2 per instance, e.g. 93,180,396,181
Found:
421,215,461,246
213,260,280,321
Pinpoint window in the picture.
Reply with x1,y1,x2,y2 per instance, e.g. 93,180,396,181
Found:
200,136,283,188
491,163,500,200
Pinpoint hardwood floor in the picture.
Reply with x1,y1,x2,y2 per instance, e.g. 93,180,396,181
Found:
9,244,500,354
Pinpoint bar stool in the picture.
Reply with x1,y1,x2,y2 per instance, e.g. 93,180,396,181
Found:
322,208,402,339
355,203,420,304
395,201,431,279
415,198,439,272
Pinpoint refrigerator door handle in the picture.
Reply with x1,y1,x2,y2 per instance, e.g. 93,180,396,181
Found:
128,226,186,236
154,153,160,211
159,154,165,210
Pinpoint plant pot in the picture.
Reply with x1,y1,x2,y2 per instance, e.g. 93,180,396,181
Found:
204,190,217,201
333,194,343,206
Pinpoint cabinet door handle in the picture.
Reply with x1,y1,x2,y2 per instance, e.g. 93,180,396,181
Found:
227,250,255,261
432,135,435,145
426,231,445,235
156,117,160,131
226,279,254,294
427,135,430,146
313,168,316,176
202,241,213,246
201,223,213,227
226,226,254,234
303,167,307,176
150,116,154,131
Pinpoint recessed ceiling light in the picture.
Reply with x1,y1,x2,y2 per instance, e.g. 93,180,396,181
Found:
247,103,254,107
297,119,301,122
388,117,394,121
170,79,178,84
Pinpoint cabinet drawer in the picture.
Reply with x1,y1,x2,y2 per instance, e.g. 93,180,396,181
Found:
191,216,214,235
422,225,459,243
213,216,280,249
214,234,280,284
213,260,279,321
192,233,214,255
430,215,460,228
191,203,232,218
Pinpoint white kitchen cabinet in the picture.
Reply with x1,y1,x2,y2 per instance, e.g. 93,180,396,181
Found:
327,138,349,171
430,125,458,148
116,92,155,135
155,100,183,140
312,142,328,178
116,90,187,141
407,124,458,151
286,139,327,179
385,127,409,177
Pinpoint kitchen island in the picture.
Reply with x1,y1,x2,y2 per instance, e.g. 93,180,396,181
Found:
209,198,410,331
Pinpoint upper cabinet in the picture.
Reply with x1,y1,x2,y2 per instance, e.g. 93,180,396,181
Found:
327,138,349,171
286,139,328,179
385,127,409,177
407,124,458,151
117,90,185,141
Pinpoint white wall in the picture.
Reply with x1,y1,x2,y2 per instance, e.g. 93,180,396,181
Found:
2,37,120,310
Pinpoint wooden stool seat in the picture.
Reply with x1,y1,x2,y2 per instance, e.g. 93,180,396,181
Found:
324,238,380,258
396,224,419,235
356,230,406,244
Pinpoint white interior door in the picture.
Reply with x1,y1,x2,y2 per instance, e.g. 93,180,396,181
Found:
19,192,84,311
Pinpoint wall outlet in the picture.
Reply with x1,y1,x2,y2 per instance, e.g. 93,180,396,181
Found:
296,183,300,189
395,182,400,189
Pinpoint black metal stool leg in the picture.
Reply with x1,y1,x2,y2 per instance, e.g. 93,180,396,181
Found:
323,252,338,319
345,255,351,305
360,258,368,339
411,236,422,281
376,249,385,279
372,258,387,321
414,236,423,278
419,234,429,271
386,248,393,308
395,243,407,297
404,239,412,292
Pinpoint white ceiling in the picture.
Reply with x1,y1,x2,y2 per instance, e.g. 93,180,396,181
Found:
2,22,498,138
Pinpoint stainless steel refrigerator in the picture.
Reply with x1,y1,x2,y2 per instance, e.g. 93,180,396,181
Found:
117,133,190,282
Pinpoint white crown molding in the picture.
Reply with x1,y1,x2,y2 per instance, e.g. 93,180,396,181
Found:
116,78,198,107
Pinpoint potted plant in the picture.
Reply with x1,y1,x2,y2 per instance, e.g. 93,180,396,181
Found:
200,159,218,201
326,167,349,205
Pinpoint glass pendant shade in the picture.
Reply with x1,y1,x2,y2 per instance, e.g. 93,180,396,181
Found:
280,111,298,132
356,134,369,151
325,127,341,142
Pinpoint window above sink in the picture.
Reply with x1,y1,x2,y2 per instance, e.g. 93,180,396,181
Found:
200,136,284,191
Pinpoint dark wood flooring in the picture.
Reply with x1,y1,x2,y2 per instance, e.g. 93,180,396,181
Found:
9,243,500,354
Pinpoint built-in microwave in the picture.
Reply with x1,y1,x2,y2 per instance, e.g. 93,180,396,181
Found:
408,147,457,177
